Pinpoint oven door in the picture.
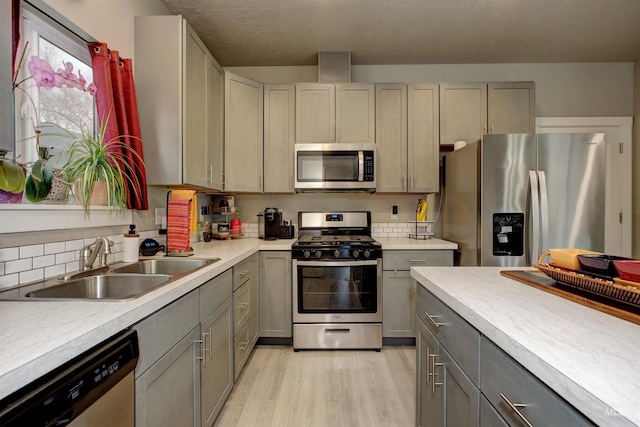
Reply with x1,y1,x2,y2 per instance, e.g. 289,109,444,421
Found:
293,259,382,323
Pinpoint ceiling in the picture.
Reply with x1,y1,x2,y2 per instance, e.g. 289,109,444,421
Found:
159,0,640,67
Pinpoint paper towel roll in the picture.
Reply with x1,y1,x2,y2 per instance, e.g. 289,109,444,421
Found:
123,234,140,262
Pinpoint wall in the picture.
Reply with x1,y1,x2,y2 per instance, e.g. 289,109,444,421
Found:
634,60,640,258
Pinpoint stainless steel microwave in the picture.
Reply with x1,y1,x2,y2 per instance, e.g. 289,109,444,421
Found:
294,143,376,192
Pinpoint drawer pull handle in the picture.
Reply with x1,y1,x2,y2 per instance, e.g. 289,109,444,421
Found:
500,393,534,427
238,342,248,351
195,338,205,365
325,328,350,334
238,270,249,277
239,302,249,310
424,311,445,328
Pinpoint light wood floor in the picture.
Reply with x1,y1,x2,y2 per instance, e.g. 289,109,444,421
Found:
215,345,416,427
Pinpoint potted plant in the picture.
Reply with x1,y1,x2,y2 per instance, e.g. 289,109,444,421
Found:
55,116,144,215
0,155,27,203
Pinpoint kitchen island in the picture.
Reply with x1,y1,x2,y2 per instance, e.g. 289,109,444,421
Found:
411,266,640,427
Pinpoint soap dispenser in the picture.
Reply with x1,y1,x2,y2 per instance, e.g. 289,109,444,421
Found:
123,224,140,262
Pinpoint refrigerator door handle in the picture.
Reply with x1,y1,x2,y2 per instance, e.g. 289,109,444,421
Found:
538,170,549,257
529,170,540,265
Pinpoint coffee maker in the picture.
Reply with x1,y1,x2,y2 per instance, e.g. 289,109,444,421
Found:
261,207,294,240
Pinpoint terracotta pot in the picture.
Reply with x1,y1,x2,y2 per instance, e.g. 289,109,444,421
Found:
74,181,108,206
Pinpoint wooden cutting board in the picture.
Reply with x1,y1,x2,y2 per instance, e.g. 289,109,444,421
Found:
501,270,640,326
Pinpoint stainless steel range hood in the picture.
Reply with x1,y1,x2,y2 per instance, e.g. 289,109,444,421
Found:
318,51,351,82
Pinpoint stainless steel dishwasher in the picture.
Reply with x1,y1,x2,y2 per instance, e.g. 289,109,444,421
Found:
0,329,139,427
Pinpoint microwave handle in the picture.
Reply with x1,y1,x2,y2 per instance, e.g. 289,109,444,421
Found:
358,151,364,182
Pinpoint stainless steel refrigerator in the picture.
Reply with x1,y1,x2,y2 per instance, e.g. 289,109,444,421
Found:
442,133,605,266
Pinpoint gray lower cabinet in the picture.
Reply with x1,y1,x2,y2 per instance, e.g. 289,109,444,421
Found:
383,250,453,338
416,285,594,427
480,336,595,427
416,285,479,427
134,270,234,427
259,251,292,338
233,253,259,380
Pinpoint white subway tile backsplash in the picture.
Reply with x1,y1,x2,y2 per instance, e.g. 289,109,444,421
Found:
66,239,85,251
0,247,19,262
5,258,32,274
20,268,44,284
56,251,76,265
20,244,44,259
33,254,56,269
45,242,66,254
45,264,66,279
0,273,19,289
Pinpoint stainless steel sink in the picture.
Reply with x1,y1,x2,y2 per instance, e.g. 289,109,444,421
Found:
110,258,220,275
25,274,173,300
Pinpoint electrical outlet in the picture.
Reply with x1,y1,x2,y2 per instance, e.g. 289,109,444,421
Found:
155,208,166,225
391,205,398,220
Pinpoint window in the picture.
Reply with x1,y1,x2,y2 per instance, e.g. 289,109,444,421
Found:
15,4,96,168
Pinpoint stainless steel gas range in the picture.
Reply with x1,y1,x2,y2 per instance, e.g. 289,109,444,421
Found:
292,211,382,350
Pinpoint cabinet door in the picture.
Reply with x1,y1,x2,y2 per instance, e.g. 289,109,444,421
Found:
417,320,444,427
264,85,295,193
382,270,415,337
201,297,233,427
376,84,407,192
224,71,263,192
487,82,535,135
408,84,440,193
259,251,292,338
440,349,479,427
183,25,209,187
207,56,224,190
439,83,487,146
136,327,200,427
0,0,12,153
336,83,375,143
248,254,260,346
295,84,335,143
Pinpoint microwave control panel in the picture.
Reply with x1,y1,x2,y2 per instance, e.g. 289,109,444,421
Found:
363,151,374,181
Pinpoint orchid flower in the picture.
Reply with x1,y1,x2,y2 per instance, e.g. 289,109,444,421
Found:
23,55,96,94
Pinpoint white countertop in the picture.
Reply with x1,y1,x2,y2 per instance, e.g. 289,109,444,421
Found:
0,236,455,401
376,237,458,250
411,266,640,427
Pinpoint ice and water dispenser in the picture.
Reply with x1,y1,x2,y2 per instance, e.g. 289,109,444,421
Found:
492,213,525,256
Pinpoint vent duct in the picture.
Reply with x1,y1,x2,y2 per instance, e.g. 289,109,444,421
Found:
318,51,351,82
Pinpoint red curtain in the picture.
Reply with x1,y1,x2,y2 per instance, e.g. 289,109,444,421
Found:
89,42,148,210
12,0,21,76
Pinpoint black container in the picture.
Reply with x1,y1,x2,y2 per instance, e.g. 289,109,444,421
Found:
577,254,631,280
139,238,164,256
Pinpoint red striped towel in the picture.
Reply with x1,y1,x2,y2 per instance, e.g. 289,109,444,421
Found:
167,198,191,251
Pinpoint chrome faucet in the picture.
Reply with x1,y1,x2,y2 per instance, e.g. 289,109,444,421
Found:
80,236,113,271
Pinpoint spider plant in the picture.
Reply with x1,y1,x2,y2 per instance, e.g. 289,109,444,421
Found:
54,115,144,215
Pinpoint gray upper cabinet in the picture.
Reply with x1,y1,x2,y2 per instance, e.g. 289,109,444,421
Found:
376,83,439,193
0,0,13,154
224,71,264,192
376,84,407,192
439,81,535,146
487,81,536,134
263,84,295,193
134,16,224,189
408,84,440,193
296,83,375,144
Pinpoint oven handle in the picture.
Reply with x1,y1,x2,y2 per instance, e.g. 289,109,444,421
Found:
294,260,379,267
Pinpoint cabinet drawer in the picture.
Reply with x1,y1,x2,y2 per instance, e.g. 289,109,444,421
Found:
200,268,232,319
383,250,453,271
481,336,595,426
416,285,480,385
233,281,251,331
233,254,256,290
134,290,200,377
234,319,251,380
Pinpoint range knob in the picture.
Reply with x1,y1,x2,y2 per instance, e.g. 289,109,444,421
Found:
352,250,360,258
364,249,371,258
303,250,311,258
315,250,322,258
333,250,341,258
